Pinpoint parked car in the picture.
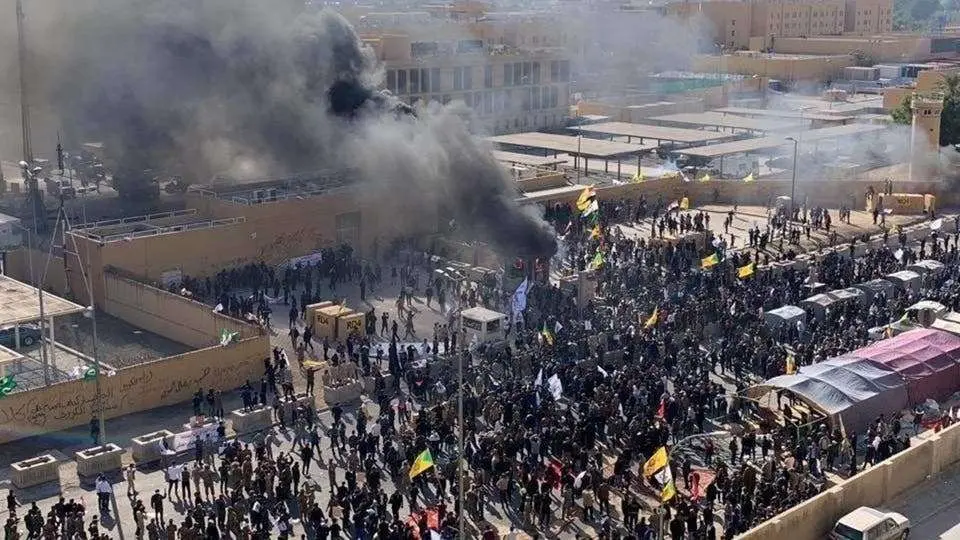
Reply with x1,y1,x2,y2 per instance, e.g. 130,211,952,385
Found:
0,324,42,349
830,507,910,540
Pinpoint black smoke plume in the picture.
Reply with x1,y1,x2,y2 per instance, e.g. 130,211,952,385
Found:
23,0,557,258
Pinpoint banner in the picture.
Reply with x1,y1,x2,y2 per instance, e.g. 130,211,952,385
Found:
171,422,219,452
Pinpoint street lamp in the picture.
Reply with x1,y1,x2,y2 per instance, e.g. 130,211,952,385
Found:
785,137,799,225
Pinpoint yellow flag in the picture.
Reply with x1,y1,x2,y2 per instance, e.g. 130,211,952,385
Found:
643,447,668,477
737,262,755,279
337,299,347,315
680,197,690,210
408,449,435,479
653,462,676,502
644,307,659,329
743,173,755,183
632,168,645,183
589,224,601,240
786,354,797,374
576,186,596,212
701,253,719,269
698,174,711,182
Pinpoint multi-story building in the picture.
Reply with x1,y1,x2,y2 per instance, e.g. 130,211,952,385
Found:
663,0,893,51
352,7,574,134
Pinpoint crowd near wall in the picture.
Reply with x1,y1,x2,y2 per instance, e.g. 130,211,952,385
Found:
740,421,960,539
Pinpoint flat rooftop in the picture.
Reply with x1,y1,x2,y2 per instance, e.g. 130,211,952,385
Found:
569,122,740,144
646,112,803,132
486,132,656,159
714,107,855,123
492,150,566,167
0,275,86,326
194,169,358,204
675,123,888,158
70,209,246,243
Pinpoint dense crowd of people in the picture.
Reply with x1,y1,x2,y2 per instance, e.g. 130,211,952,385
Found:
5,195,960,539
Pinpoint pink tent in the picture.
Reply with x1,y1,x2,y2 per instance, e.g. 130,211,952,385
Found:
848,328,960,405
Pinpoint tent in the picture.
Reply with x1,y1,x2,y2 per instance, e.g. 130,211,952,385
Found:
831,287,865,305
931,312,960,338
801,293,836,321
764,305,806,331
854,279,896,306
884,270,921,296
907,259,946,276
848,328,960,405
746,356,909,433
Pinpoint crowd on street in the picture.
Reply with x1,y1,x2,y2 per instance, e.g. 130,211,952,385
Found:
6,194,960,540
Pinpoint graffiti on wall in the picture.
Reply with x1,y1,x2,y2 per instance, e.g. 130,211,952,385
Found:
0,353,260,431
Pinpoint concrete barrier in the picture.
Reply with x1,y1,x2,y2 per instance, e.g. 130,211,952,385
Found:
131,430,175,465
230,406,273,435
740,421,960,539
11,454,60,488
280,393,314,420
75,443,123,477
324,381,362,404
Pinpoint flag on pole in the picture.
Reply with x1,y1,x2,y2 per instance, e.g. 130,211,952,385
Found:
540,323,555,346
679,197,690,210
576,186,596,212
408,449,435,479
654,464,677,502
701,253,720,269
511,278,530,318
737,262,755,279
547,374,563,400
581,199,599,218
590,250,605,270
644,307,659,329
743,173,755,183
698,173,711,182
643,447,669,477
655,397,667,419
83,366,98,381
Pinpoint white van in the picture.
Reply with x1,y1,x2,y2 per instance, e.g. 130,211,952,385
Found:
830,507,910,540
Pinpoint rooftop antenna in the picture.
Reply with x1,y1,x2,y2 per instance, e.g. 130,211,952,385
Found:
17,0,33,164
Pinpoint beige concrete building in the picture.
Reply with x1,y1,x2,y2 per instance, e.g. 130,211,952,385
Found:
693,52,854,81
351,6,574,134
663,0,894,51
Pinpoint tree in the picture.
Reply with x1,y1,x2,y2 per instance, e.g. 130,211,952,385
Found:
891,95,912,125
937,74,960,146
850,49,874,67
910,0,940,22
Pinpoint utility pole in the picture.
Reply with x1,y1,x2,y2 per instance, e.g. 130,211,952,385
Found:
457,349,466,538
17,0,33,164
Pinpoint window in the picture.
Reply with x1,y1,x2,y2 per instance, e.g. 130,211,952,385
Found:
335,212,361,248
532,86,541,109
504,63,514,86
521,87,531,111
514,63,523,85
387,70,396,92
420,69,431,93
550,60,559,81
463,66,472,90
732,30,736,37
532,62,541,84
409,69,420,94
431,68,441,91
483,91,493,114
397,69,407,94
484,65,493,88
453,67,464,91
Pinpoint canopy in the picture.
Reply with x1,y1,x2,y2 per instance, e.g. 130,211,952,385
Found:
931,312,960,338
885,270,921,295
908,259,946,275
746,356,908,433
854,279,896,305
831,288,865,304
801,293,836,321
764,305,806,330
848,328,960,405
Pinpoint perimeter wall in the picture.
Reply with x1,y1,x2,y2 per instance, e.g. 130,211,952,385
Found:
740,421,960,539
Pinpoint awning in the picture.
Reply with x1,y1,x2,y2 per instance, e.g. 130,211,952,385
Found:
746,356,909,433
764,305,806,329
907,259,946,275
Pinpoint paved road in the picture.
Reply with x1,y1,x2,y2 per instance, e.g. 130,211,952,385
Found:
888,464,960,539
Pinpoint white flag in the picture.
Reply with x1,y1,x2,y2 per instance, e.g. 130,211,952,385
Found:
511,278,530,318
534,369,543,387
894,248,904,261
547,374,563,400
931,218,944,231
597,365,609,377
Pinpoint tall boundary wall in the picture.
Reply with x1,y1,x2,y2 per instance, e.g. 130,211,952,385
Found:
740,421,960,539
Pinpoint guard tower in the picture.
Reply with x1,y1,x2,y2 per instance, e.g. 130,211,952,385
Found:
909,92,944,182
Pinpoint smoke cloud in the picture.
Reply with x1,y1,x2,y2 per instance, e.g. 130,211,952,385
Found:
4,0,557,258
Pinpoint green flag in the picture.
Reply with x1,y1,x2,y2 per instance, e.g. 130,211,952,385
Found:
83,366,98,380
220,329,239,347
0,376,16,397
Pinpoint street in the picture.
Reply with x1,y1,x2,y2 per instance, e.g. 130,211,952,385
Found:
888,464,960,539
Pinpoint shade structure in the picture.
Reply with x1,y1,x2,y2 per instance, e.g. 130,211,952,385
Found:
884,270,921,295
747,356,909,433
764,305,806,330
907,259,946,276
854,278,896,306
847,328,960,405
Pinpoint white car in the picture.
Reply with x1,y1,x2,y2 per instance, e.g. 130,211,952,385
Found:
830,507,910,540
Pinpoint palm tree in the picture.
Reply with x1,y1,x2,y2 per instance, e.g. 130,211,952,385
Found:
937,74,960,146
